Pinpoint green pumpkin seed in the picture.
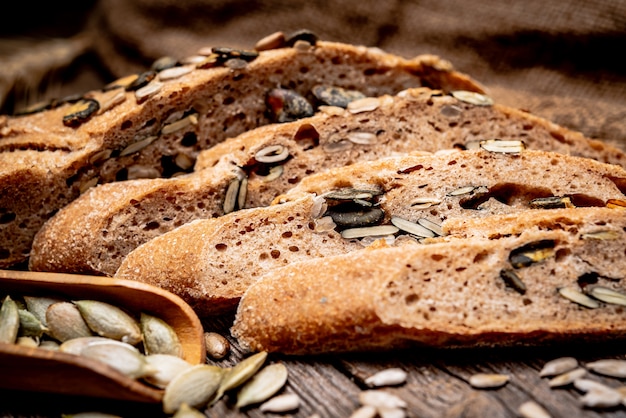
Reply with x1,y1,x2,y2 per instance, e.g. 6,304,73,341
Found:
62,99,100,127
140,313,183,357
285,29,318,47
325,206,384,229
212,351,268,405
80,341,156,379
18,308,48,338
163,364,225,414
58,336,123,355
323,188,379,201
46,302,93,342
0,296,21,344
499,269,527,294
74,300,142,345
236,363,289,408
266,88,314,123
529,196,574,209
509,240,555,268
143,354,193,389
23,295,65,326
125,70,157,91
311,85,365,108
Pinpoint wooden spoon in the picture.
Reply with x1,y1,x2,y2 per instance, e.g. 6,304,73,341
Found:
0,269,206,403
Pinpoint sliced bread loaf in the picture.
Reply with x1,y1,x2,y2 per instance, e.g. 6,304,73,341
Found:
2,36,481,269
231,206,626,354
28,87,626,276
111,150,626,315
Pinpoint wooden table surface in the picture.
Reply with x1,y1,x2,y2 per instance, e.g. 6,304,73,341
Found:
1,314,625,418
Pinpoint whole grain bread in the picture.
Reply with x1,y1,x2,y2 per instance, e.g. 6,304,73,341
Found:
110,150,626,315
231,206,626,355
28,87,626,276
1,35,482,269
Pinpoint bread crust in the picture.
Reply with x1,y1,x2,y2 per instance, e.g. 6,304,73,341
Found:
112,150,626,315
29,88,626,275
2,40,482,268
232,207,626,354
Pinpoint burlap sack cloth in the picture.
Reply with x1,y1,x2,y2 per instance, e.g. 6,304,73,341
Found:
1,0,624,148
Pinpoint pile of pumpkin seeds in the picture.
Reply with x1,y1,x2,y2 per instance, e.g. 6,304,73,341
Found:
162,350,294,415
0,293,297,416
0,293,184,384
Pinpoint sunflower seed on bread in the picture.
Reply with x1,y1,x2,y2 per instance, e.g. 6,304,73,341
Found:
232,207,626,354
113,150,626,315
28,81,626,276
4,36,482,270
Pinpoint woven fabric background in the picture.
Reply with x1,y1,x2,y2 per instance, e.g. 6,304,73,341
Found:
1,0,625,148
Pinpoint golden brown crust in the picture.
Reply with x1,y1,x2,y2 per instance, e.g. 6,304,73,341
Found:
232,208,626,354
112,150,626,316
2,40,483,268
29,87,626,275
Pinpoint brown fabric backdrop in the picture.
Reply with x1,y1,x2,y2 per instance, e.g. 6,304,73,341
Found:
1,0,625,148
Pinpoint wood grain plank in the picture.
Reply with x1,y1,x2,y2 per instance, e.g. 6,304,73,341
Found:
0,315,624,418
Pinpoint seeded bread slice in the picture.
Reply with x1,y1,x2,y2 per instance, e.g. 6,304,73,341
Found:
28,88,626,276
111,150,626,315
1,38,482,268
231,207,626,355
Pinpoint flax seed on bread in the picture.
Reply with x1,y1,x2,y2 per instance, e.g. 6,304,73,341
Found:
231,207,626,355
112,150,626,315
28,87,626,276
2,36,483,269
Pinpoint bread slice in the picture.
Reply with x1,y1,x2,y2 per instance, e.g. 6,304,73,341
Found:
1,37,482,268
231,206,626,354
28,87,626,275
110,150,626,315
